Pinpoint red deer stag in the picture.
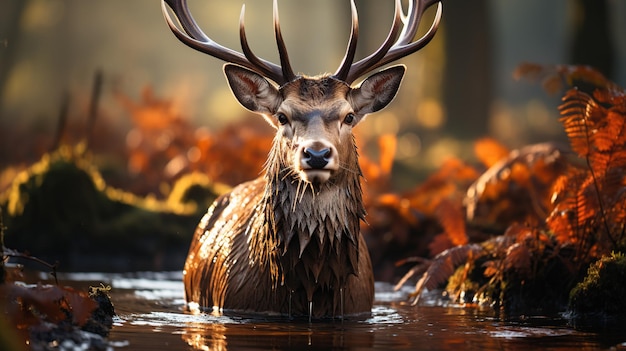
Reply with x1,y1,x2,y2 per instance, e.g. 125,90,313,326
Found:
162,0,442,319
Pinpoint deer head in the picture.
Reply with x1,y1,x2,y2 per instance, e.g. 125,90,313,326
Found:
162,0,442,188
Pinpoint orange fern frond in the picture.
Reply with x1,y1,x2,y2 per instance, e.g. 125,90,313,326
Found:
593,85,626,106
553,81,626,255
405,157,478,215
606,110,626,143
608,188,626,238
588,152,612,178
576,175,600,224
558,90,595,157
427,233,455,258
602,167,626,199
549,174,570,204
503,242,532,277
465,143,567,231
592,127,617,152
474,137,510,168
434,199,468,248
546,204,575,244
547,168,588,244
397,244,483,305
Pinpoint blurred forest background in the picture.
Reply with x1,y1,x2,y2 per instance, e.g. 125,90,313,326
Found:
1,0,625,191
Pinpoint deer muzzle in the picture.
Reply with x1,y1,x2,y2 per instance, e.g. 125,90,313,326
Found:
297,141,338,184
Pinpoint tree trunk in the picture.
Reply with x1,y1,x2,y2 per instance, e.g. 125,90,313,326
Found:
443,0,493,139
570,0,615,79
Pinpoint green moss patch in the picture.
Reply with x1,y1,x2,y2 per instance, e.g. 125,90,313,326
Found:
0,145,225,271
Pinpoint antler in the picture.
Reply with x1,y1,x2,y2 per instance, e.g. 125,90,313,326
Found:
163,0,441,86
161,0,296,85
334,0,443,84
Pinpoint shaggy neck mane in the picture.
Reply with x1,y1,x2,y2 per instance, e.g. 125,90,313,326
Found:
253,136,366,303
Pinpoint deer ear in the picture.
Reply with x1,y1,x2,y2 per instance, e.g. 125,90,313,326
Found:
348,65,405,115
224,64,281,114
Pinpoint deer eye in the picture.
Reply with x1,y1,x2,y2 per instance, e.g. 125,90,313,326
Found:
343,113,355,125
276,112,289,125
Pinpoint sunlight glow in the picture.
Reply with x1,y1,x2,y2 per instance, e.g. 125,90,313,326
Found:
206,88,246,126
396,132,422,159
415,99,445,129
372,112,400,135
423,138,463,168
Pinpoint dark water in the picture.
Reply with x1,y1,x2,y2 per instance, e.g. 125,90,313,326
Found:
53,272,626,350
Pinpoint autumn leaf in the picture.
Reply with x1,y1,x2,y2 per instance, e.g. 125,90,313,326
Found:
474,137,509,168
434,199,468,248
1,283,97,333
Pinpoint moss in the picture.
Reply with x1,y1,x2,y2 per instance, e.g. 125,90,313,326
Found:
82,285,115,337
445,259,486,305
499,256,574,315
0,146,225,271
443,237,577,315
568,252,626,323
167,172,229,213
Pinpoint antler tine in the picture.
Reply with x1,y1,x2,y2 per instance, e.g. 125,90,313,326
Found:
385,2,442,61
333,0,359,81
273,0,296,82
343,0,442,84
164,0,217,43
334,0,402,83
238,5,287,84
398,0,439,45
162,0,289,85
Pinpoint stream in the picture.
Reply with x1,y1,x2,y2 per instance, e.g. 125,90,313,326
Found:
49,271,626,350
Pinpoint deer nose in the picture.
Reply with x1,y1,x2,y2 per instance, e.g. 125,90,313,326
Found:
303,147,331,169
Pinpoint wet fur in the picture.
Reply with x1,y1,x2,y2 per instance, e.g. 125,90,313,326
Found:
183,67,404,318
183,136,374,318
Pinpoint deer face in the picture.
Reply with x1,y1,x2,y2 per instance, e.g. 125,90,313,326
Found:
224,64,405,185
163,0,441,185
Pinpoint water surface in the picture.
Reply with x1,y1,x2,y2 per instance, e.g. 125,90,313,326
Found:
53,272,626,350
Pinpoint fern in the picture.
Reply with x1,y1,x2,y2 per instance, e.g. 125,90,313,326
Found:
403,65,626,314
548,72,626,258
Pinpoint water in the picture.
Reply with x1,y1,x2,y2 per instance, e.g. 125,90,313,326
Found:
51,272,626,350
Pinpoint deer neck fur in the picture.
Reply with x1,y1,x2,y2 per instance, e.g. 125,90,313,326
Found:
255,133,366,302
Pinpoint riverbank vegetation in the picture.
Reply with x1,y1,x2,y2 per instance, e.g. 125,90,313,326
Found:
395,64,626,322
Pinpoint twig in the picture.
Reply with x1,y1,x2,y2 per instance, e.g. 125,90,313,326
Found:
2,248,59,285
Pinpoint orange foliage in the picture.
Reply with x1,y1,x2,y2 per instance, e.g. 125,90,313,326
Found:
406,158,479,215
188,122,274,187
513,62,618,95
358,132,398,202
401,65,626,310
474,137,509,168
114,86,273,196
364,155,481,281
465,142,568,231
434,199,467,247
546,71,626,259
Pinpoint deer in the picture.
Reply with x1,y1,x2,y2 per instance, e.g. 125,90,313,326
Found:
161,0,442,319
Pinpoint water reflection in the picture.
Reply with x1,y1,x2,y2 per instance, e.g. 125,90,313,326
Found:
181,320,377,350
175,304,588,351
51,272,626,351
